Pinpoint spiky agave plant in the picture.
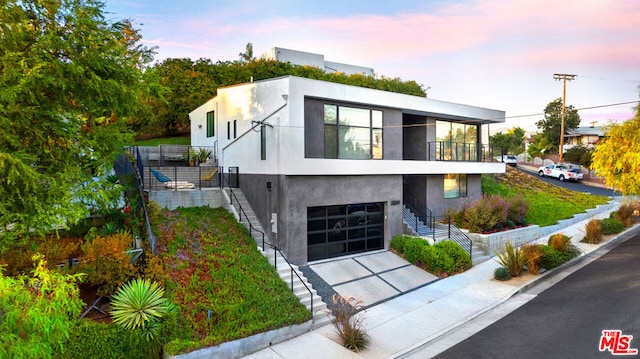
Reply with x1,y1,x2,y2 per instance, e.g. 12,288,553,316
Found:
110,278,175,340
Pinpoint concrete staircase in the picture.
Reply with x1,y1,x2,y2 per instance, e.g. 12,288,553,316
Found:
471,239,491,265
224,188,330,328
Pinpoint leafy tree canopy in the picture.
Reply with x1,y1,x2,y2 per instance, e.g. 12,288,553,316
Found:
592,115,640,195
490,127,526,155
536,98,581,153
563,145,594,168
0,0,157,247
147,43,428,137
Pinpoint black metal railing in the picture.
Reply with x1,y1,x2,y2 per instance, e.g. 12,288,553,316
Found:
428,142,502,162
403,190,435,235
402,190,472,259
115,149,158,254
146,166,224,191
223,177,315,315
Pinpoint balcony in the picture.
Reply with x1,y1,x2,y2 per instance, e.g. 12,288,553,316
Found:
428,142,501,162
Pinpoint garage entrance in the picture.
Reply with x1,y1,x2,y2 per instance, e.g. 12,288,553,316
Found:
307,202,384,262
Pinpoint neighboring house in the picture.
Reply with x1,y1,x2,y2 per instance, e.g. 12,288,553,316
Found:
563,125,605,151
190,75,505,265
260,47,375,77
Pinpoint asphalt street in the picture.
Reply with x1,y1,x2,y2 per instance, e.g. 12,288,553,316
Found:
432,232,640,359
517,166,617,197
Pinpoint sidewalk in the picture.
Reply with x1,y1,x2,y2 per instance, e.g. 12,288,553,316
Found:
246,198,639,359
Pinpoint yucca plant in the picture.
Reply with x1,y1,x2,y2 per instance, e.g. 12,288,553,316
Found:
110,278,175,340
494,241,525,277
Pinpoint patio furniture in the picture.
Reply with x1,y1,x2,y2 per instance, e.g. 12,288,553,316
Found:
150,169,195,189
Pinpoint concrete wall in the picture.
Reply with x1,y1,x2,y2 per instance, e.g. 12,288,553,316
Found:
278,175,403,265
239,173,280,242
424,174,482,218
402,114,427,160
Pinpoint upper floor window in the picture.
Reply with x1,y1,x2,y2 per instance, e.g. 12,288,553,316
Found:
206,111,215,137
324,104,383,159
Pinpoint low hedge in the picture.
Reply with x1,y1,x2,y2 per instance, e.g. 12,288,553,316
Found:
391,235,471,275
55,310,179,358
600,218,625,235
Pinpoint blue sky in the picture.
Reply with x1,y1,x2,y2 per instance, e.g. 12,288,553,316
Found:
105,0,640,133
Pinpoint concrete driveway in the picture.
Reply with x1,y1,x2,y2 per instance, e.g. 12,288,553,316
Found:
303,250,438,308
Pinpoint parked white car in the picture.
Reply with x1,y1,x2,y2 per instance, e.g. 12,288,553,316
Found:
496,155,517,166
538,163,583,182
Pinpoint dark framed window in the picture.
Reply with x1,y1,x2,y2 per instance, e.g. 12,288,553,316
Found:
444,174,467,198
227,121,231,140
324,104,383,159
206,111,215,137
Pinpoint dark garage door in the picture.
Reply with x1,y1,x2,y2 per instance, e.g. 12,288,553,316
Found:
307,202,384,262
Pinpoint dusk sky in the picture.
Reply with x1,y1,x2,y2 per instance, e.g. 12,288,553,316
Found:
105,0,640,133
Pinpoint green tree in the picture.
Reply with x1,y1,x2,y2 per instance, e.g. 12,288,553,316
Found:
526,133,553,158
238,42,254,62
0,254,85,358
0,0,156,248
592,116,640,195
150,58,218,136
536,98,581,153
563,145,594,168
490,127,526,155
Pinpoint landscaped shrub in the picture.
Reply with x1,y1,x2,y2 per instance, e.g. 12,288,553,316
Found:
390,235,410,254
540,245,566,270
583,219,603,244
55,320,168,359
434,240,472,272
78,232,137,296
461,195,508,233
615,203,637,227
548,233,571,252
494,266,512,281
403,238,429,264
330,295,369,352
600,217,625,235
520,243,543,275
507,195,529,226
391,236,469,276
494,241,525,277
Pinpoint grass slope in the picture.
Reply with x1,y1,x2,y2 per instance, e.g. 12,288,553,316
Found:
154,206,311,355
482,167,610,227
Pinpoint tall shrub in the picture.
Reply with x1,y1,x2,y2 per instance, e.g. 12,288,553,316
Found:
0,255,84,358
507,195,529,225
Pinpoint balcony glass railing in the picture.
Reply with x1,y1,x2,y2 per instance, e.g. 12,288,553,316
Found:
428,142,502,162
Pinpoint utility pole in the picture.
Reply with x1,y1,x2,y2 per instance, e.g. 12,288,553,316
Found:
553,73,577,163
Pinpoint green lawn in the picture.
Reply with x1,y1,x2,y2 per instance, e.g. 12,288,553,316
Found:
129,136,190,147
482,169,610,227
152,206,311,355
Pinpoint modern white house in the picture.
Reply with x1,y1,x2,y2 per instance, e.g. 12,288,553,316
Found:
190,75,505,265
260,47,375,76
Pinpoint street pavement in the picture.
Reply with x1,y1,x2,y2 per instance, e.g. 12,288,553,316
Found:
245,196,639,359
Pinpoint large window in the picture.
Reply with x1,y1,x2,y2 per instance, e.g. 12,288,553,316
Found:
307,202,384,261
324,104,383,159
435,121,478,161
444,174,467,199
206,111,215,137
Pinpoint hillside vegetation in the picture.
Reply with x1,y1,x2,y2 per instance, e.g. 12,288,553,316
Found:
482,167,610,227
